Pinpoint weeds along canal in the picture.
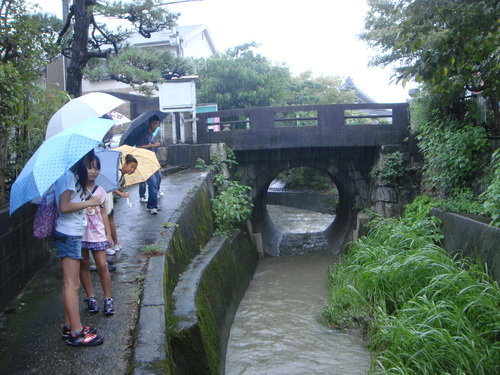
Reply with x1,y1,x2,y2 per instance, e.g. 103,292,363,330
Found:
224,205,371,374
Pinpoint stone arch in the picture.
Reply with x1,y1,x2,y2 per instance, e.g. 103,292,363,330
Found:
235,146,378,256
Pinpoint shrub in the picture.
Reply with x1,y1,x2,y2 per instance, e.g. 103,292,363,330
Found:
481,149,500,227
323,197,500,374
196,147,253,236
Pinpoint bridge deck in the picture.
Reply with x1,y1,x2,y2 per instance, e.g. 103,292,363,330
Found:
195,103,409,151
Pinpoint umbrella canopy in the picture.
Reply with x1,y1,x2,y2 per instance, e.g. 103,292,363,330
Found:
119,110,168,146
115,145,161,186
94,147,122,193
46,92,124,139
107,110,131,125
10,118,116,215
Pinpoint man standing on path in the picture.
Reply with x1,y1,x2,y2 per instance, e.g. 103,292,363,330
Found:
136,116,163,215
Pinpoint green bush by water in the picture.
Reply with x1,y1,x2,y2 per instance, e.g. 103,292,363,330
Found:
323,197,500,374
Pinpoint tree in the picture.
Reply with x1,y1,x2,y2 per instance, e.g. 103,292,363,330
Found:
195,42,291,110
57,0,183,97
84,45,192,95
361,0,500,95
361,0,500,130
0,0,64,206
285,71,356,105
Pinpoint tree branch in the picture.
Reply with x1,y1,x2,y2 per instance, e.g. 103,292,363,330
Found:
56,5,74,45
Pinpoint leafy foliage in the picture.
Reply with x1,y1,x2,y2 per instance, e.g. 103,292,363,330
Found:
195,42,290,110
412,91,488,193
323,197,500,374
196,148,253,236
481,149,500,226
0,1,64,206
195,43,358,110
55,0,182,97
370,151,404,184
361,0,500,98
84,46,193,95
277,167,336,193
285,71,356,105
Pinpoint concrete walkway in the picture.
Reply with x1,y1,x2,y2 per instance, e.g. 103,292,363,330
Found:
0,168,207,375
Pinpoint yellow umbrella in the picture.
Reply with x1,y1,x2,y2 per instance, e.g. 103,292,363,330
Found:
115,145,161,186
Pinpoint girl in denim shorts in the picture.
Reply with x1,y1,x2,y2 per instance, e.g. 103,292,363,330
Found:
54,151,104,346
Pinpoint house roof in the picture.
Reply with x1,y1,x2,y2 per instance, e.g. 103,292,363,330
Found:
341,76,377,104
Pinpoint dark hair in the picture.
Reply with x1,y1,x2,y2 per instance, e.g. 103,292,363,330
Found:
149,115,160,124
124,154,138,165
74,149,100,193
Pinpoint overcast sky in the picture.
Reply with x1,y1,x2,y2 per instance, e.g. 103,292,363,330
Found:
31,0,415,103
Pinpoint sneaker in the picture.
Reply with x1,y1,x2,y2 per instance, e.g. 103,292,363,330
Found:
149,208,158,215
146,206,161,212
90,265,97,272
139,197,148,203
104,298,115,315
157,190,164,197
67,330,104,346
106,248,116,256
62,324,97,339
85,297,100,313
107,264,116,272
112,243,122,252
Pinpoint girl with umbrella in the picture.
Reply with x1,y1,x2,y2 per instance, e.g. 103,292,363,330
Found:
57,150,105,346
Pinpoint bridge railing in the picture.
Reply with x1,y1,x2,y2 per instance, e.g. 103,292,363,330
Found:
196,103,409,151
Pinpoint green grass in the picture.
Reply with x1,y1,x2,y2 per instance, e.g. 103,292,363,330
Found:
323,198,500,374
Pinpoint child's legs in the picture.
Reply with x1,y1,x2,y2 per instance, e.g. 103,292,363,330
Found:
54,231,83,332
93,250,112,299
80,248,94,299
108,213,118,244
61,257,82,332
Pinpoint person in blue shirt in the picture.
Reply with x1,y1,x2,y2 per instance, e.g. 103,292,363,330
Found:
136,115,162,214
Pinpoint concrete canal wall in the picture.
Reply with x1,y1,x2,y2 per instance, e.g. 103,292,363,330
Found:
133,171,259,374
432,209,500,285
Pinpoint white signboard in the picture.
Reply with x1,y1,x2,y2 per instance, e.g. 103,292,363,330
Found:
159,80,196,112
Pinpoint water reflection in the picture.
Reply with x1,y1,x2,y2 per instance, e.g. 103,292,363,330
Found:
225,255,370,375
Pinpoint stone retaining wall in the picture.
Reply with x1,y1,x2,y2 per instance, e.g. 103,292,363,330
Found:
0,204,52,310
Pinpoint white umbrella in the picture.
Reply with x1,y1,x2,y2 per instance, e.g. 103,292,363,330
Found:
45,92,125,139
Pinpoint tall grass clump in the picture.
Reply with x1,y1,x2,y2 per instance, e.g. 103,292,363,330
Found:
323,196,500,374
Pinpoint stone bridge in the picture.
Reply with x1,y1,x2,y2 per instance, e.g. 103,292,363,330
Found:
189,103,418,256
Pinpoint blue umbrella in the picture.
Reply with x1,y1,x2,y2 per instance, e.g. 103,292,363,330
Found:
10,118,116,215
119,110,168,146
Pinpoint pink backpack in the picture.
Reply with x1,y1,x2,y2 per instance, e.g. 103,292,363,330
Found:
33,191,59,238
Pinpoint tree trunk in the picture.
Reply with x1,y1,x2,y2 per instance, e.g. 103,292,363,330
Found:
490,93,500,135
65,0,92,98
0,134,6,207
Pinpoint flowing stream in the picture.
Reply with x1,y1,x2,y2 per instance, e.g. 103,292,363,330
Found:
224,206,371,374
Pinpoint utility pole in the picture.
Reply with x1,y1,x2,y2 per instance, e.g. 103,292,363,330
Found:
62,0,70,19
61,0,71,91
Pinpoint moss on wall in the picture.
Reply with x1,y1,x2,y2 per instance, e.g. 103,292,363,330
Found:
170,230,258,374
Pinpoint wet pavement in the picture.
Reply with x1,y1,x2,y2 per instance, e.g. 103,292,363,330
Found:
0,168,207,375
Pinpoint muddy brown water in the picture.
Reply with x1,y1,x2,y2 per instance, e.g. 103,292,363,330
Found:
224,205,371,374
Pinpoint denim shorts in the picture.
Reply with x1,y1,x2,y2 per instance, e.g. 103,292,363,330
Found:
53,230,83,260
